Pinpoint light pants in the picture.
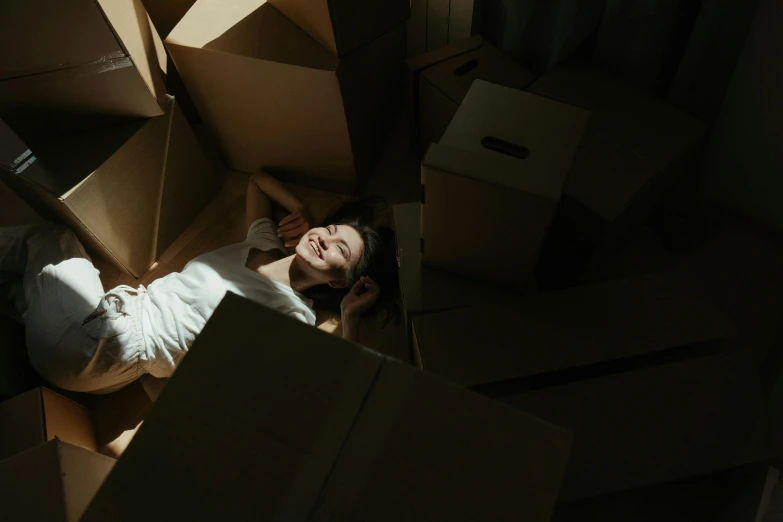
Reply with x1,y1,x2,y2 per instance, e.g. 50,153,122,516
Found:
0,223,148,393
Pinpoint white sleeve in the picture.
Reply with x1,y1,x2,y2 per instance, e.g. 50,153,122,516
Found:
246,218,288,257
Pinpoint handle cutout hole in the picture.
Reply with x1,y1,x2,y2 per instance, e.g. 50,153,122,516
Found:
481,137,529,159
454,59,479,76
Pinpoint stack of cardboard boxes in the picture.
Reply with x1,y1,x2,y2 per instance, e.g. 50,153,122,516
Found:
164,0,410,195
0,0,215,278
0,387,115,522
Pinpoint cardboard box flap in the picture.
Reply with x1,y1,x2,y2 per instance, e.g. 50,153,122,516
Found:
507,349,770,501
0,388,46,462
82,293,384,521
313,359,572,521
421,40,537,105
167,0,337,71
441,80,590,192
95,0,167,106
41,388,98,452
412,273,734,387
406,36,484,73
0,0,123,80
393,203,515,314
424,143,564,200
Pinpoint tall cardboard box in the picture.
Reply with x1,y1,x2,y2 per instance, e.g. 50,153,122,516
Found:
0,440,115,522
394,202,517,357
268,0,410,57
0,387,98,462
0,96,216,278
0,0,167,141
166,0,406,195
421,80,590,291
407,36,537,151
82,292,572,521
529,62,708,288
411,273,732,386
505,349,770,502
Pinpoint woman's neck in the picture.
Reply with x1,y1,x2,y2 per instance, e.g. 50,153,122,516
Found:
257,255,317,293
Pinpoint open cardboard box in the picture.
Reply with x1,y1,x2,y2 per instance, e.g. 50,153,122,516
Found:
0,387,98,462
0,0,167,141
165,0,406,195
530,61,708,288
0,96,216,278
411,272,733,386
82,292,572,521
0,440,115,522
268,0,410,57
421,80,590,291
407,36,537,151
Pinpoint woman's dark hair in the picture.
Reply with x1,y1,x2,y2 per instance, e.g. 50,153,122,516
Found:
303,196,401,327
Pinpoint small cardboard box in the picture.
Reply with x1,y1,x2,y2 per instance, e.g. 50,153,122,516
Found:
0,387,98,462
0,0,167,141
506,349,770,502
82,292,572,522
421,80,590,291
407,36,537,151
0,440,115,522
411,273,733,386
268,0,410,58
529,62,708,288
165,0,406,195
0,96,216,278
393,202,517,357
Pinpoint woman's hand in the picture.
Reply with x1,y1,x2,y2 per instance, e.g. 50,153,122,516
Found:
277,207,314,248
341,277,380,320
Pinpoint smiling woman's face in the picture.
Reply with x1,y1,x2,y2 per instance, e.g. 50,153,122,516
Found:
294,224,364,287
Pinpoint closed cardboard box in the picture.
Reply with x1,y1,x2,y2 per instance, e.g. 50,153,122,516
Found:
165,0,406,195
421,80,590,291
0,0,167,141
393,202,517,356
0,96,216,278
268,0,410,58
0,440,115,522
82,292,572,521
407,36,537,151
505,349,770,502
530,62,708,288
411,273,732,386
0,387,97,462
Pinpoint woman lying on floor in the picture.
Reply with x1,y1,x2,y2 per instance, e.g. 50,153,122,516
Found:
0,171,398,394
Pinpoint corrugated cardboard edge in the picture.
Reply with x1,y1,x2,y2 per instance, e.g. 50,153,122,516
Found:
152,95,176,259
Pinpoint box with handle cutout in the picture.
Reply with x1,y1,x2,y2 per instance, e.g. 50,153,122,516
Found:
407,36,536,153
420,80,590,291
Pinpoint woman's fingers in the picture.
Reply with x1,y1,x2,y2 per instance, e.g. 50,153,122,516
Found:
278,222,307,239
277,218,304,234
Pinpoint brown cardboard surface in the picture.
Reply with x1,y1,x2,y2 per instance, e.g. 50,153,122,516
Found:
0,0,122,80
83,292,571,521
421,81,589,290
166,1,405,193
411,273,733,385
0,97,215,277
269,0,410,57
142,0,198,38
0,387,98,462
407,37,536,149
0,440,115,522
505,349,770,502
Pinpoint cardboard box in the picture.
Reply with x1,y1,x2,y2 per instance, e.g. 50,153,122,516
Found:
141,0,198,38
268,0,409,58
408,0,478,56
504,349,770,502
0,387,97,462
421,80,590,291
554,464,779,522
411,273,733,386
0,440,115,522
0,96,216,278
82,292,572,521
393,202,518,357
165,0,406,195
0,0,167,142
407,36,537,151
529,62,708,288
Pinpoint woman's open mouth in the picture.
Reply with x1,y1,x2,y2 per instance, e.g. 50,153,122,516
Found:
309,239,322,259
